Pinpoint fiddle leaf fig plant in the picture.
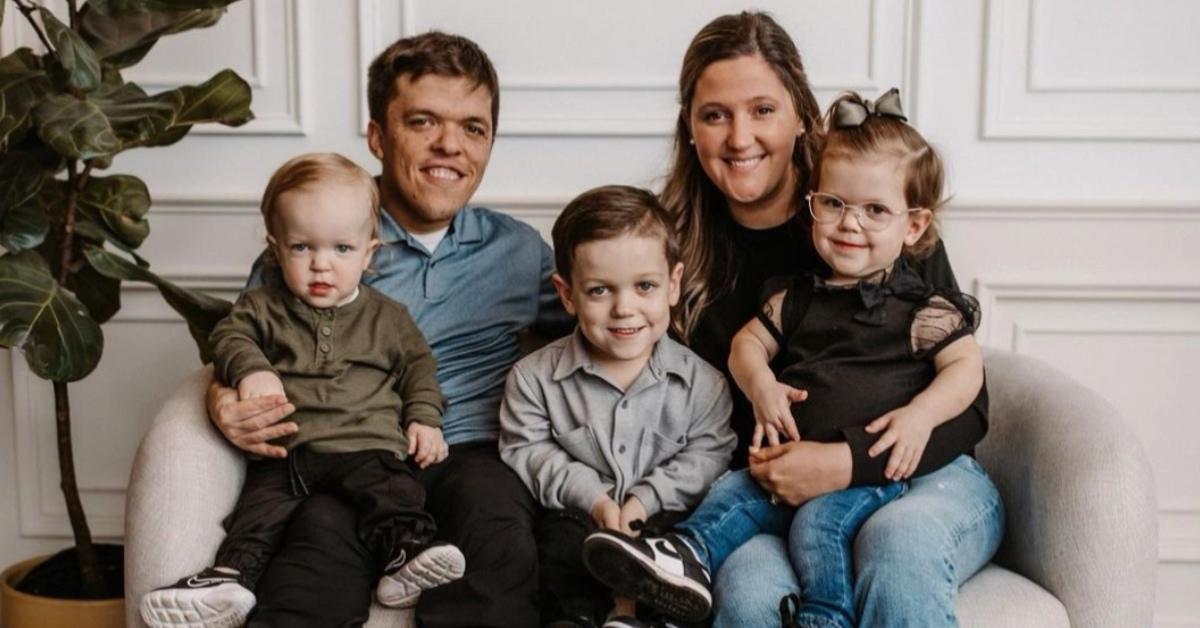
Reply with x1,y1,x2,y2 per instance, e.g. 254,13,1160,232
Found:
0,0,246,598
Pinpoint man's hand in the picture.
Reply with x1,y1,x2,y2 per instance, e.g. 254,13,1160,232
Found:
207,378,297,458
749,440,853,507
406,423,449,468
618,496,648,536
238,371,286,400
865,405,935,480
590,495,621,531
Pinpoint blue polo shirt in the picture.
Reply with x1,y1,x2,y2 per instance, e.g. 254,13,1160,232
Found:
248,206,568,445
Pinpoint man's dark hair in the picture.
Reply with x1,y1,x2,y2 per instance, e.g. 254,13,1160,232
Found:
552,185,680,283
367,31,500,131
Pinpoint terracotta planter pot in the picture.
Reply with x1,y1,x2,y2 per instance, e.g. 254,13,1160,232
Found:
1,556,124,628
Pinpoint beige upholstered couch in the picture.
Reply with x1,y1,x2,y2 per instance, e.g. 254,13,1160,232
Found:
125,350,1157,627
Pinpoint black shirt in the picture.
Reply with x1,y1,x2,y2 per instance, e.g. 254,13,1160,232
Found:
687,216,988,482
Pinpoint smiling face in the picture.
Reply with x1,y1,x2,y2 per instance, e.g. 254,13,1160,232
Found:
812,155,931,284
689,53,806,227
270,180,380,308
553,234,684,380
367,73,494,234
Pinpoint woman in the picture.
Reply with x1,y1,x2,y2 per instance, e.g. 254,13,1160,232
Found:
663,12,1003,627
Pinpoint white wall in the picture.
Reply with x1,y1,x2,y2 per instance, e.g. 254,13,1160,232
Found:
2,0,1197,624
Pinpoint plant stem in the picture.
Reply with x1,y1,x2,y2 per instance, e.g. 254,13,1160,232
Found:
14,0,54,53
53,382,104,599
55,159,105,599
67,0,79,29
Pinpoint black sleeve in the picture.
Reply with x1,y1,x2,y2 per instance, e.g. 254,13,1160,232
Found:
842,379,988,486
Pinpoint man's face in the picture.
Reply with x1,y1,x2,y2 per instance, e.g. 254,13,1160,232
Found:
367,73,494,234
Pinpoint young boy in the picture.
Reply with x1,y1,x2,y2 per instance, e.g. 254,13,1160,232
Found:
140,153,465,628
499,185,736,628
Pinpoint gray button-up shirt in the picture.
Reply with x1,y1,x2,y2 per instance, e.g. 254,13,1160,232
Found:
499,330,735,516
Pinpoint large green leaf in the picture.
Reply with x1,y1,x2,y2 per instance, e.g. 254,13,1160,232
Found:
71,262,121,324
0,161,51,251
84,246,231,363
80,6,225,68
173,68,253,127
93,82,176,146
0,251,103,382
0,50,53,148
38,8,102,92
89,0,240,15
34,95,121,159
76,174,151,249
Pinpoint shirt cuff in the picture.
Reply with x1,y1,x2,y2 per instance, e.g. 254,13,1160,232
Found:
842,426,887,487
626,484,662,518
403,402,443,428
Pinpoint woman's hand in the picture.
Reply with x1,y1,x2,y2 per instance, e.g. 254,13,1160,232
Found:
590,495,621,531
749,440,853,506
206,378,297,458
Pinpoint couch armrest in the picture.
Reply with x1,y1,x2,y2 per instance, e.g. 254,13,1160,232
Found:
978,349,1157,628
124,366,246,628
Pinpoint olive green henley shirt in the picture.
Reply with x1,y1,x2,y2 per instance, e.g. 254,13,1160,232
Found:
210,283,444,457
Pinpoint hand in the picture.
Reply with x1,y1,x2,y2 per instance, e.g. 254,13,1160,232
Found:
865,405,935,480
749,441,852,506
207,378,297,458
618,496,648,536
746,375,807,448
406,423,449,469
237,371,286,400
590,495,621,531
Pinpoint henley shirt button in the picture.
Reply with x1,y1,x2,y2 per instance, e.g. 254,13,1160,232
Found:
621,400,629,409
320,343,330,352
321,326,331,336
618,445,627,454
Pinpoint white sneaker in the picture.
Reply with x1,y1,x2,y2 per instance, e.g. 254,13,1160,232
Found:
376,543,466,608
140,566,256,628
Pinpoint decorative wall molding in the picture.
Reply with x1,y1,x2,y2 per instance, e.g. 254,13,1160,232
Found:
982,0,1200,140
356,0,916,136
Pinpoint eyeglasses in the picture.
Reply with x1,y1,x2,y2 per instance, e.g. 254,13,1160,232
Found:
806,192,921,232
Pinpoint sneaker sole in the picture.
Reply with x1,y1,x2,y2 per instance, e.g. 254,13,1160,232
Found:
582,534,711,623
140,584,255,628
376,544,466,608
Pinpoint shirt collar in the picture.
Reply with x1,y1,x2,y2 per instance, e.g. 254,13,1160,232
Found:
552,327,692,388
377,205,484,250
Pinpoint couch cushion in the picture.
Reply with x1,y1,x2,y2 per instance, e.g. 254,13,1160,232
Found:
957,564,1069,628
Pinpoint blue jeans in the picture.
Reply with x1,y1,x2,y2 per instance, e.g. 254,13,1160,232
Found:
712,455,1004,628
788,482,906,628
675,469,792,573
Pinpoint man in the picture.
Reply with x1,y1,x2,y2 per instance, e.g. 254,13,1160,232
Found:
206,32,566,627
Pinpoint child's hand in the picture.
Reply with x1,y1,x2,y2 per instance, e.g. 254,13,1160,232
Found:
590,495,621,531
618,496,647,536
405,423,449,469
865,406,935,480
747,375,807,449
238,371,286,401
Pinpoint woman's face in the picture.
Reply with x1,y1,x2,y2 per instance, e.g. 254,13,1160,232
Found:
688,54,805,223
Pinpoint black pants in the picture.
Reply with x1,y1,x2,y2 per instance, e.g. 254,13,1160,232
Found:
537,508,688,627
247,441,540,628
217,448,435,588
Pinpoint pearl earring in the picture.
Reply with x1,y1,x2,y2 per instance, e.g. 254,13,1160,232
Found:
688,138,695,146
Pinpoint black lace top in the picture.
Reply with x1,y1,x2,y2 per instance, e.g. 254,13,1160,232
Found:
757,259,982,455
687,216,988,483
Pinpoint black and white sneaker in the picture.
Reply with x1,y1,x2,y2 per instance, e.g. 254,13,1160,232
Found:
582,531,712,623
376,542,466,608
139,566,255,628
